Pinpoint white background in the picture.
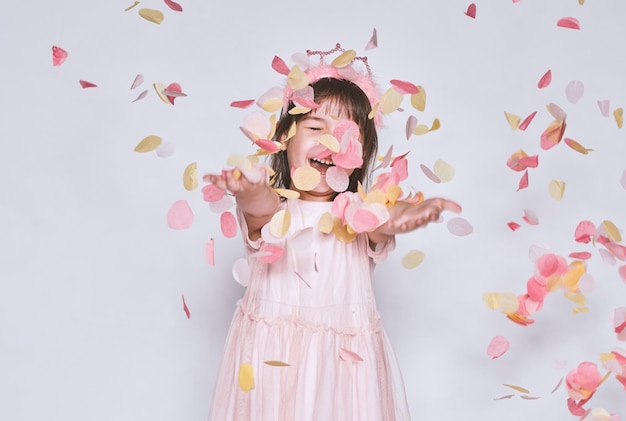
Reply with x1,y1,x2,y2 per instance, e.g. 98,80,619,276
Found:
2,0,626,420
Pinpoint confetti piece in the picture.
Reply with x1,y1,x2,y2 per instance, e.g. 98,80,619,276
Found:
447,217,473,236
238,363,255,392
483,292,519,313
597,100,610,117
256,245,284,264
464,3,476,18
292,166,321,191
318,212,334,233
326,166,350,192
412,124,429,136
167,200,194,230
131,89,148,102
124,1,140,11
130,74,144,89
134,135,162,152
547,103,567,121
183,162,198,191
269,209,290,238
494,395,515,400
182,294,190,318
508,222,521,231
602,220,622,242
294,271,311,288
621,170,626,189
232,258,250,287
164,0,182,11
331,50,356,68
557,17,580,29
522,209,539,225
380,88,404,114
230,99,255,108
569,251,592,260
156,142,174,158
420,164,441,183
205,239,214,266
517,170,529,191
520,395,541,400
138,8,164,24
614,108,624,128
270,56,290,76
619,266,626,283
390,79,419,95
503,384,530,394
537,70,551,89
505,112,521,130
406,116,417,139
264,361,290,367
410,87,426,112
220,212,237,238
202,184,225,202
79,80,97,88
339,348,363,362
51,46,68,66
163,82,183,104
153,83,171,104
487,335,510,359
566,80,584,104
402,250,425,269
518,111,537,131
365,28,378,50
551,377,564,393
433,159,454,182
549,180,566,200
564,138,592,154
540,120,566,150
274,188,300,199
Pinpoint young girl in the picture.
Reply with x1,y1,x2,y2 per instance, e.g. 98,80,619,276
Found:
205,45,461,421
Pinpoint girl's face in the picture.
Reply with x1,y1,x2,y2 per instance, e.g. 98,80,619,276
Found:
285,103,360,202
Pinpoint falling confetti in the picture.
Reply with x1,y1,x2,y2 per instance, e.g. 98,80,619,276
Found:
264,361,290,367
182,294,190,318
402,250,425,269
138,8,164,24
164,0,183,11
597,100,610,117
131,89,148,103
339,348,363,362
447,217,473,236
518,111,537,131
614,108,623,128
134,135,162,152
79,80,97,88
565,80,585,104
130,74,144,89
503,384,530,394
538,70,552,89
549,180,566,200
124,1,140,11
433,159,455,183
156,142,175,158
52,46,68,66
167,200,194,230
205,238,214,266
292,166,321,191
364,28,378,50
487,335,510,359
505,112,521,130
183,162,198,191
230,99,255,108
238,363,255,392
464,3,476,18
220,211,237,238
557,17,580,29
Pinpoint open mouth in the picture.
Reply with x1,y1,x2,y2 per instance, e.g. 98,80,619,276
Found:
310,157,334,175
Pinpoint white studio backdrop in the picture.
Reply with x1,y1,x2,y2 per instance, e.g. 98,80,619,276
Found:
1,0,626,420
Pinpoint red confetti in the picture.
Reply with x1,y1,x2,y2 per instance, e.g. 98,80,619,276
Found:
164,82,182,104
507,222,521,231
271,56,290,75
517,170,529,191
390,79,419,94
164,0,183,11
537,70,552,89
518,111,537,131
557,17,580,30
231,99,255,109
182,294,190,318
52,46,68,66
464,3,476,18
79,80,97,88
568,251,592,260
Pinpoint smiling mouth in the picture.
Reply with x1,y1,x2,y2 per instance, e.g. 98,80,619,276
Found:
310,157,334,175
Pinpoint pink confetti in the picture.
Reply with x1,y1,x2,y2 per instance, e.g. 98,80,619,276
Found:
202,184,226,202
130,73,144,89
520,395,541,400
164,0,183,11
621,170,626,189
326,166,350,192
517,170,529,191
464,3,476,18
167,200,194,230
420,164,441,183
182,294,190,318
597,100,610,117
574,220,595,243
615,307,626,340
551,376,564,393
619,265,626,283
522,209,539,225
131,89,148,103
205,238,215,266
494,395,514,400
79,80,97,88
52,46,68,66
164,82,182,104
271,56,290,75
487,335,510,359
390,79,419,94
447,217,473,236
255,139,280,153
339,348,363,362
557,17,580,30
220,211,237,238
507,222,521,231
518,111,537,131
256,245,284,264
406,115,417,140
230,99,255,108
364,28,378,50
565,80,584,104
537,70,551,89
569,251,592,260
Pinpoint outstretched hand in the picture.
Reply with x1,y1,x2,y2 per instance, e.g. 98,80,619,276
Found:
369,197,462,243
202,168,269,198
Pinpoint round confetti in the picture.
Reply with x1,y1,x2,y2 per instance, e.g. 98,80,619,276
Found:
269,209,291,238
549,180,566,200
156,142,175,158
402,250,425,269
433,159,455,183
134,135,162,152
447,217,473,236
487,335,510,359
292,166,321,191
326,166,350,192
167,200,194,230
220,211,237,238
183,162,198,191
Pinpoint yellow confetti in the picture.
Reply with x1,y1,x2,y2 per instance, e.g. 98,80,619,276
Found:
259,98,283,113
333,218,357,243
410,87,426,111
292,166,321,191
267,114,277,141
264,360,290,367
183,162,198,191
368,102,380,121
288,106,311,115
238,363,255,392
402,250,425,269
602,220,622,242
412,124,429,136
274,188,300,199
153,82,171,104
318,212,334,234
483,292,519,313
363,189,387,205
564,292,586,306
331,49,356,68
269,209,291,238
549,180,566,200
138,8,164,24
287,65,309,90
124,1,140,11
380,88,404,114
134,135,162,152
504,112,521,130
285,122,297,141
503,384,530,394
563,261,585,291
546,274,562,292
433,159,455,183
578,0,584,4
430,118,440,131
572,306,589,315
565,138,593,154
614,108,623,128
233,168,242,180
384,185,402,206
316,134,340,152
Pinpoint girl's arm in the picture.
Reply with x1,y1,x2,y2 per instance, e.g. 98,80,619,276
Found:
368,197,462,245
203,168,280,241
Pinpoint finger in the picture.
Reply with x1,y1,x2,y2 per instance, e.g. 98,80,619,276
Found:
204,174,228,191
441,199,462,213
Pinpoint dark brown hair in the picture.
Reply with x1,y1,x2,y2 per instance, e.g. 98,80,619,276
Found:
269,77,378,193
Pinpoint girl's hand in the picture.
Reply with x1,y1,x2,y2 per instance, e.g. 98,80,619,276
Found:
202,168,268,199
369,198,462,243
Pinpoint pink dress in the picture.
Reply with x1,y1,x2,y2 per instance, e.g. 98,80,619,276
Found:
208,198,410,420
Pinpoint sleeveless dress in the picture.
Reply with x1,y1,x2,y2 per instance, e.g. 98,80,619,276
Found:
208,198,410,420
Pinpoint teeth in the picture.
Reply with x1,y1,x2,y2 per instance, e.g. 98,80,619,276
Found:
311,157,334,166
